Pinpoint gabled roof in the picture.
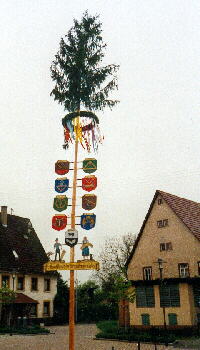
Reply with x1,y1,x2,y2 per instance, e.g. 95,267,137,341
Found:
0,214,49,274
15,293,38,304
126,190,200,267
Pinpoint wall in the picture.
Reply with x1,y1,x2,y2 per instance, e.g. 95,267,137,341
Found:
129,284,196,326
127,195,200,281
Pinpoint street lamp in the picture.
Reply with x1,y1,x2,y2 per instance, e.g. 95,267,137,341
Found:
154,258,167,330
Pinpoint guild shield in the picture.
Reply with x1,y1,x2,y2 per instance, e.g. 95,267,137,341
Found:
82,194,97,211
53,195,68,212
81,213,96,230
83,158,97,174
65,229,78,247
55,160,70,175
82,175,97,192
52,214,67,231
55,177,69,193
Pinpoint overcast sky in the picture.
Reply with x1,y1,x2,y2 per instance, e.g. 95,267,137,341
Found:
0,0,200,282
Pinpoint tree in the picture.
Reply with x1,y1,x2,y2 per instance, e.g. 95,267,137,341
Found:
94,233,136,302
50,11,119,112
76,280,117,322
0,287,16,326
53,274,69,324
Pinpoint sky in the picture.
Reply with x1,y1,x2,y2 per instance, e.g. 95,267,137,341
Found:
0,0,200,282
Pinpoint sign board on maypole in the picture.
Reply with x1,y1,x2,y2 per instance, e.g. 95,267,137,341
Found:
44,260,100,272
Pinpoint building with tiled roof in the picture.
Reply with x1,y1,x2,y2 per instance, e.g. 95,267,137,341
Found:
0,206,57,325
126,190,200,328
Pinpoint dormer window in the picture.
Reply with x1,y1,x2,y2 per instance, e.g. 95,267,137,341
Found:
157,219,168,228
13,250,18,259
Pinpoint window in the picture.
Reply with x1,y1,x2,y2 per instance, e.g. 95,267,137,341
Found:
44,278,51,292
157,219,168,228
43,301,50,316
30,304,37,317
160,242,172,251
160,284,180,307
17,276,24,290
2,275,10,288
198,262,200,275
31,277,38,291
168,313,177,326
141,314,150,325
143,267,152,280
158,199,163,205
179,263,189,277
197,313,200,324
136,286,155,308
193,285,200,307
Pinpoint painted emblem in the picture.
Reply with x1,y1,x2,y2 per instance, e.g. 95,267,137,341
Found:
82,175,97,192
81,213,96,230
55,178,69,193
53,195,68,212
52,214,67,231
65,229,78,247
82,194,97,211
55,160,70,175
83,158,97,174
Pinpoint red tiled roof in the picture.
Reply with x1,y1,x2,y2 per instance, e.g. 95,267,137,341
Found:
126,190,200,266
158,190,200,242
15,293,38,304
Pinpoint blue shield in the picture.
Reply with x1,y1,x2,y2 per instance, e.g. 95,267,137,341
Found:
55,178,69,193
81,214,96,230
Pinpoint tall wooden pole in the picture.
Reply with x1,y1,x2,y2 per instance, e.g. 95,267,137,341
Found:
69,133,79,350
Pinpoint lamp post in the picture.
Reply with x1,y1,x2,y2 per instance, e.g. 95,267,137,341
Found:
156,258,166,330
12,273,16,291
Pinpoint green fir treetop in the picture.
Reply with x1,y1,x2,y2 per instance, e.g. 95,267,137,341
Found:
50,11,119,112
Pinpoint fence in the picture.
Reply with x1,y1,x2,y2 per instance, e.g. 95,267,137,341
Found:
110,344,170,350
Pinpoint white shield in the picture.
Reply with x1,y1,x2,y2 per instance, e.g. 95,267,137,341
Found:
65,229,78,247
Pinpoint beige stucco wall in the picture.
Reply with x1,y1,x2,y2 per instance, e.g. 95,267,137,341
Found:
129,283,197,326
127,195,200,281
0,273,57,318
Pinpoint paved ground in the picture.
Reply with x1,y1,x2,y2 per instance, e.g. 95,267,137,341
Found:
0,324,193,350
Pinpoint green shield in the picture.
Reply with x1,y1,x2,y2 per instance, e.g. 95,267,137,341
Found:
83,158,97,174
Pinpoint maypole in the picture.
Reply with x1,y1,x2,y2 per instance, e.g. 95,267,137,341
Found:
69,135,78,350
45,11,119,350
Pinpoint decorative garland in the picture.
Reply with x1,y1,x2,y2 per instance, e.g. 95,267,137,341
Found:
62,111,102,152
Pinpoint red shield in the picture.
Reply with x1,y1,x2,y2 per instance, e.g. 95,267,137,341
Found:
55,160,70,175
52,214,67,231
82,176,97,192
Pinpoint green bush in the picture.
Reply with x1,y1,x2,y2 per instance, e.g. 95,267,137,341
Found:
0,326,50,335
96,321,176,343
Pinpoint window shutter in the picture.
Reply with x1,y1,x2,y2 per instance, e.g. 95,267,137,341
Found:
193,285,200,307
136,286,155,307
141,314,150,325
168,313,177,325
146,286,155,307
160,284,180,307
136,286,146,307
170,284,180,307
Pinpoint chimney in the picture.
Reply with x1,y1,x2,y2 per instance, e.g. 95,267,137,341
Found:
1,206,8,227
